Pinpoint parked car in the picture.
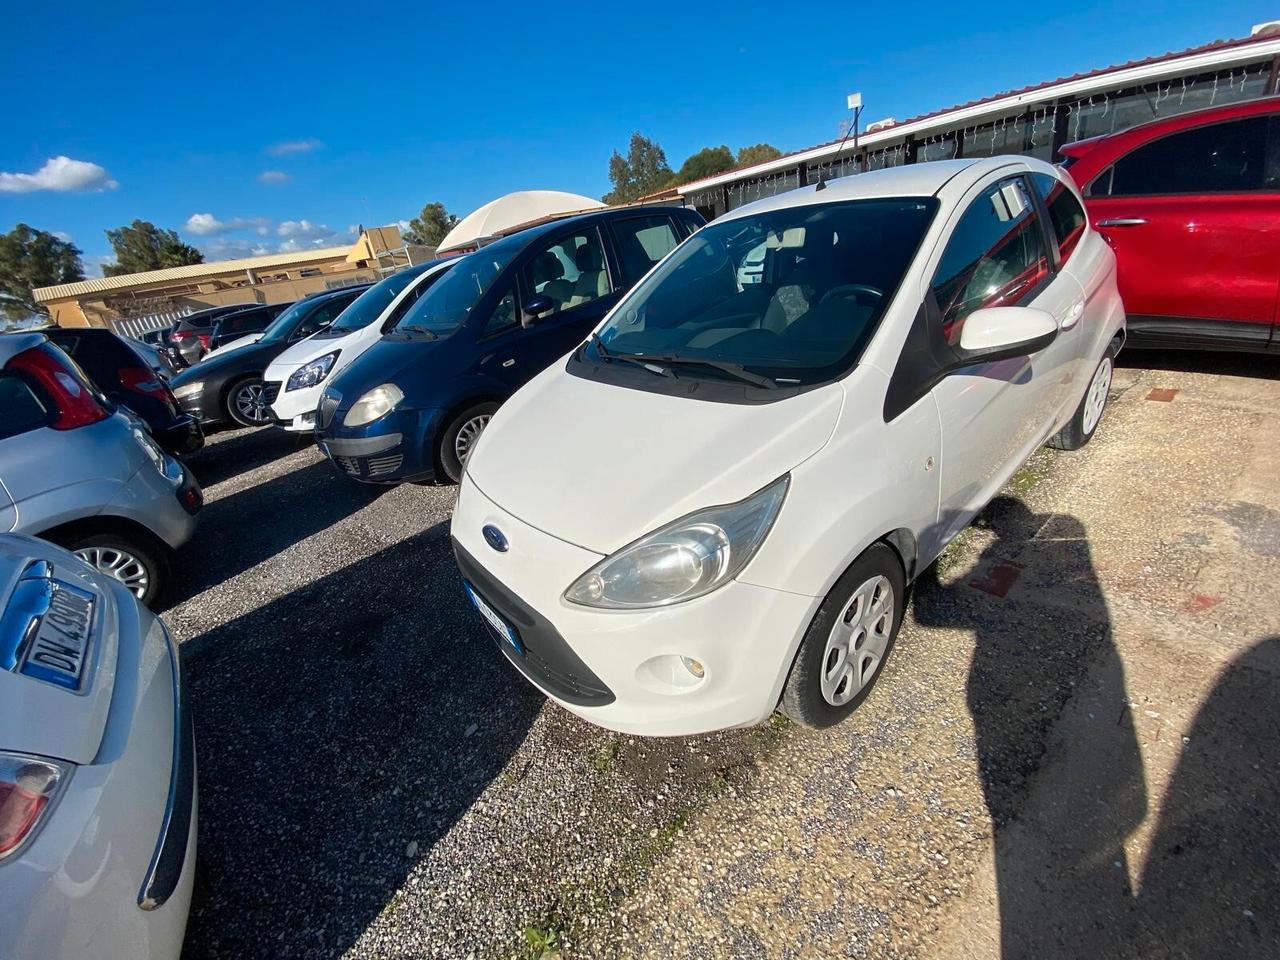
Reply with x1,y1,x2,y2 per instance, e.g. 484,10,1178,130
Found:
450,157,1125,737
1061,95,1280,352
316,206,703,483
169,285,369,427
165,304,259,368
41,327,203,456
265,259,459,432
0,334,202,606
0,533,196,960
205,302,291,353
128,336,180,379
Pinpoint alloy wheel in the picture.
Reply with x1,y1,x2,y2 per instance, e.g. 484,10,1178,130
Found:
233,381,271,425
74,546,149,599
820,575,895,706
454,414,491,465
1083,356,1113,435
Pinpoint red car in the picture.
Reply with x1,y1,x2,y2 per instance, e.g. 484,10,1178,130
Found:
1061,97,1280,353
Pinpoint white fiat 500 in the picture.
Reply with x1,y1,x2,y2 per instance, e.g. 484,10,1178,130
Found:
0,534,195,958
452,157,1124,736
264,258,457,431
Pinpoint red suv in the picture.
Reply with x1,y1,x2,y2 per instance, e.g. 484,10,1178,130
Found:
1061,97,1280,353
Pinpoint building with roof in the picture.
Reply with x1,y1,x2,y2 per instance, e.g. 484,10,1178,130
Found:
33,226,434,337
660,24,1280,220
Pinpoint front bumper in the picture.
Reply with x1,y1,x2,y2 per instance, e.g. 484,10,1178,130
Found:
173,387,219,426
317,406,440,484
266,378,320,432
451,475,820,736
0,593,197,960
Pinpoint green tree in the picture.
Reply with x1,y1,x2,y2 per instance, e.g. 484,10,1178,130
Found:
736,143,783,167
603,132,674,204
103,220,203,277
0,223,84,321
402,202,459,247
671,145,735,186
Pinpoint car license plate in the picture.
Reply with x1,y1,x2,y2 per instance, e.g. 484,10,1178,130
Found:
464,583,522,654
20,583,95,690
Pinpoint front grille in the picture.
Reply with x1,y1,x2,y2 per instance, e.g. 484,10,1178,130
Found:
332,453,404,479
262,381,281,404
318,392,341,429
334,456,361,476
367,454,403,477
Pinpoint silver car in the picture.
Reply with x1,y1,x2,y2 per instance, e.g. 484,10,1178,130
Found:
0,333,202,606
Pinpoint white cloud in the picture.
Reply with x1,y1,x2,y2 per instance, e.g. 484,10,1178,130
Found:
53,231,73,242
184,213,271,236
278,238,301,253
199,236,277,260
0,156,118,194
257,170,290,185
266,138,323,157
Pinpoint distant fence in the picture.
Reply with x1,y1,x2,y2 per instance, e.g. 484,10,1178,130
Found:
111,308,194,340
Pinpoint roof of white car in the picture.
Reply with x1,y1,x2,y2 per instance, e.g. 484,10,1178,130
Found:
717,156,1050,222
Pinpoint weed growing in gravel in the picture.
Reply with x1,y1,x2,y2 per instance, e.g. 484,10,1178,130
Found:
592,737,621,775
520,916,565,959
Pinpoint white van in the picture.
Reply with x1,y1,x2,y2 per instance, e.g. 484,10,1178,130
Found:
451,157,1124,736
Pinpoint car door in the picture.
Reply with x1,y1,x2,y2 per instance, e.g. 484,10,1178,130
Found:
928,173,1082,538
1084,113,1280,347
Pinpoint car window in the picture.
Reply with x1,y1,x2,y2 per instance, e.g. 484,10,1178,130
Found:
0,373,54,440
521,228,610,320
1031,173,1087,263
392,233,526,337
481,285,520,338
612,216,681,286
931,177,1051,347
1102,116,1271,196
294,298,350,339
329,267,431,334
221,309,268,334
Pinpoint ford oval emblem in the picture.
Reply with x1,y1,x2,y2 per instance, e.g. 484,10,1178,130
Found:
482,525,509,552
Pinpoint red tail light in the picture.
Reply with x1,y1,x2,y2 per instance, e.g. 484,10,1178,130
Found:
119,365,171,399
197,334,211,349
0,754,67,861
7,345,110,430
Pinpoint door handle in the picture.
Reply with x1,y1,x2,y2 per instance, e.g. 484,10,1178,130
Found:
1095,217,1147,227
1060,301,1084,329
502,358,515,368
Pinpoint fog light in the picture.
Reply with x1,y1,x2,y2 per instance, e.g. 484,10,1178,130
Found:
681,657,705,679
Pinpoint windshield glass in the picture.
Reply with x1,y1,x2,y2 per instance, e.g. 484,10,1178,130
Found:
326,264,432,334
391,233,526,336
258,299,314,342
594,198,937,385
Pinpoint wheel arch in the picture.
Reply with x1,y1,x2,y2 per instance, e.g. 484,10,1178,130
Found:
37,513,171,555
428,392,506,474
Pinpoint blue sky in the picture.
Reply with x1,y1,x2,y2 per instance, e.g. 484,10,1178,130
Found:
2,1,1273,275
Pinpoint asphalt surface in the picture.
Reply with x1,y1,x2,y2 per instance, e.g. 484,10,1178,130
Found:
165,349,1279,959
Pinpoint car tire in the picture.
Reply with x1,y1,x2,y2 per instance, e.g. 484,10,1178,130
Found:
1049,343,1116,451
779,542,905,729
225,376,272,428
62,531,170,608
438,401,500,484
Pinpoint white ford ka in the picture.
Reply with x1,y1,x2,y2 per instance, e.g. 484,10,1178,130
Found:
452,157,1124,736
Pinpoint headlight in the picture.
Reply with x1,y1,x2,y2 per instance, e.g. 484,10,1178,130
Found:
172,381,202,400
0,752,70,861
132,427,182,483
286,351,340,392
565,475,789,609
343,383,404,427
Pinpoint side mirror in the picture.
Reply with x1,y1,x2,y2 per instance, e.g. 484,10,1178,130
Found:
521,294,554,327
958,306,1058,362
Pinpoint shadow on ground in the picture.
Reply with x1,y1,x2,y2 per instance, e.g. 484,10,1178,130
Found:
162,459,389,607
184,425,311,489
1118,347,1280,379
181,521,544,959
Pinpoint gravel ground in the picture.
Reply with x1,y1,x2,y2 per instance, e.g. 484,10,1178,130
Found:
165,430,784,959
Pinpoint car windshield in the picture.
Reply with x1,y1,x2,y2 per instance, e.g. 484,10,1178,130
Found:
326,265,432,334
391,234,525,337
594,198,938,385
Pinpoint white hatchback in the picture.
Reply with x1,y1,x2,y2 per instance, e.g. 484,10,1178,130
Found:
452,157,1124,737
264,259,457,431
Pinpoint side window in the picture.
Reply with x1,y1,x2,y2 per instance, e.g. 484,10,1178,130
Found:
1032,173,1087,263
521,228,610,319
480,285,519,338
931,177,1050,346
296,301,343,338
1105,116,1270,196
611,216,681,286
0,374,54,440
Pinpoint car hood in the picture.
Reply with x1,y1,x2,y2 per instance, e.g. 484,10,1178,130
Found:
465,366,844,554
205,333,261,360
328,335,450,406
0,536,123,765
266,328,361,380
171,340,275,386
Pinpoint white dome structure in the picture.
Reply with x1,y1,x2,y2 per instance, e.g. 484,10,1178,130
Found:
437,190,605,254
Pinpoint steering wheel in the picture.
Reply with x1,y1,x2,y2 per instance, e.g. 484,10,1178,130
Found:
817,283,884,307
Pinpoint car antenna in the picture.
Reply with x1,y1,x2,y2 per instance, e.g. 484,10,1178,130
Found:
816,92,863,192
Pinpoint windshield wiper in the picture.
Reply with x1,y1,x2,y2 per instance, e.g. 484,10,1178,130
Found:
397,324,439,340
619,352,778,389
586,333,671,377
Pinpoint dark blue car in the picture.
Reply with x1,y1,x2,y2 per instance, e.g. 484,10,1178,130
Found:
316,206,703,483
